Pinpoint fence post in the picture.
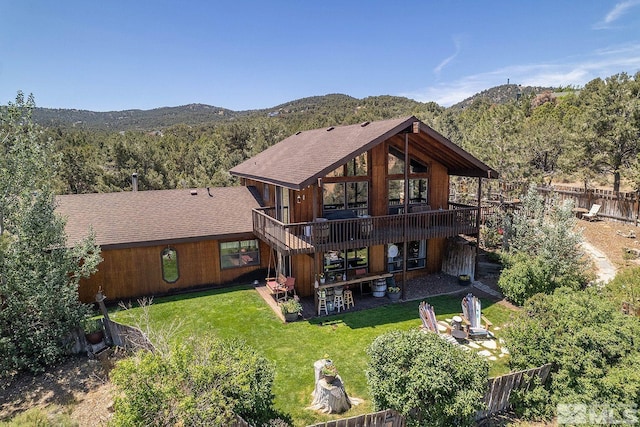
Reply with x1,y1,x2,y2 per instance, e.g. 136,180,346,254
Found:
95,288,114,346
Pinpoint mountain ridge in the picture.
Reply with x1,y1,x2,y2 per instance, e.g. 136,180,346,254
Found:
31,85,558,131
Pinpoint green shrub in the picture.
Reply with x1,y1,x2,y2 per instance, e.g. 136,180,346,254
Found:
366,329,488,427
504,288,640,418
110,335,283,426
499,185,588,304
510,375,553,421
0,407,77,427
606,266,640,308
498,252,584,305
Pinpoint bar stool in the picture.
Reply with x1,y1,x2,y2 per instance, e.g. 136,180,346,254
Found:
343,289,354,309
317,290,328,316
333,287,345,313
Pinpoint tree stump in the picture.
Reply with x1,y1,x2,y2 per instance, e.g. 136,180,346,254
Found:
309,359,352,414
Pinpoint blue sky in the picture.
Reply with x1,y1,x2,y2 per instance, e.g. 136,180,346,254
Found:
1,1,639,112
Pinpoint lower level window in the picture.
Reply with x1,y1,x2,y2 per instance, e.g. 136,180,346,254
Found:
323,247,369,281
388,240,426,272
220,239,260,269
161,247,179,283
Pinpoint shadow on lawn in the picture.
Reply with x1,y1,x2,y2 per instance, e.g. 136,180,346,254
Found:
307,294,500,330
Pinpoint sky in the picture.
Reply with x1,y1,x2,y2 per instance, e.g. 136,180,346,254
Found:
1,1,640,112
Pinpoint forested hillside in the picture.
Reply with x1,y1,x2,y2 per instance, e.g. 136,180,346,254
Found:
33,103,244,131
6,72,640,195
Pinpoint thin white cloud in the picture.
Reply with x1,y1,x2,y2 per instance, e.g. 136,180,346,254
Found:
434,36,462,75
593,0,640,29
402,43,640,106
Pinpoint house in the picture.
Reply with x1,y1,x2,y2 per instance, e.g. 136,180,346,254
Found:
57,116,497,304
56,186,267,303
229,116,497,300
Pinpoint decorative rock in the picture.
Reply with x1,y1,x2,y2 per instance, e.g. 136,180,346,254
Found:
480,340,498,350
477,350,492,357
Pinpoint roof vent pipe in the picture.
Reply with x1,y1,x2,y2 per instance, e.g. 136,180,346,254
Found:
132,173,138,192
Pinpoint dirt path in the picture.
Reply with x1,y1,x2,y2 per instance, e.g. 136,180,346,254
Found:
580,241,617,283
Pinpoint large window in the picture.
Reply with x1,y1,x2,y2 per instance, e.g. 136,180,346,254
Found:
323,182,368,216
327,153,368,177
408,178,428,204
220,239,260,269
388,147,405,174
161,247,179,283
323,247,369,282
387,143,430,214
387,241,427,272
388,179,404,214
346,153,367,176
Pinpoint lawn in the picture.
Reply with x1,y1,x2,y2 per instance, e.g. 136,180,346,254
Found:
109,285,515,426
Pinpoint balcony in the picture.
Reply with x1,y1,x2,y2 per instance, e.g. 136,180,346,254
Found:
252,204,480,256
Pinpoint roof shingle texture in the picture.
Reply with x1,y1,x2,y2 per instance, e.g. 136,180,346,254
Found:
56,187,260,248
230,116,412,189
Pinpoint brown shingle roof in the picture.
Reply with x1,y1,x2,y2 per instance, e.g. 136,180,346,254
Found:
56,187,261,248
230,116,497,190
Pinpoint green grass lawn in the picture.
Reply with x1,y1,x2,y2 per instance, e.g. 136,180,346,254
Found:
109,286,515,426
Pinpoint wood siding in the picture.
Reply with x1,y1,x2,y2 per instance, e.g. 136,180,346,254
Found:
274,138,473,298
78,235,268,303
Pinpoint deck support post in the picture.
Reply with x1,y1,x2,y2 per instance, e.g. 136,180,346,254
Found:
475,177,482,281
402,132,409,300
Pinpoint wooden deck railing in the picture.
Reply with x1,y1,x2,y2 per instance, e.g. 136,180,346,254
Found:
252,205,480,255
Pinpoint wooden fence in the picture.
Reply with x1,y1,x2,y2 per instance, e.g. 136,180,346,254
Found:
306,409,405,427
537,185,640,224
304,363,551,427
104,318,155,353
229,414,251,427
476,363,553,421
475,182,640,225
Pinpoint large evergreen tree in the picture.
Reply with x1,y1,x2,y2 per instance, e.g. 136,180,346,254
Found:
571,72,640,192
0,93,101,376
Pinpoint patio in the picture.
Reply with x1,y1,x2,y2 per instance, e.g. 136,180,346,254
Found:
256,272,502,322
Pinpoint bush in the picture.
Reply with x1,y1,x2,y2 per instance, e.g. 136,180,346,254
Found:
606,266,640,309
498,254,546,305
504,288,640,418
0,407,76,427
110,335,283,427
498,252,583,305
366,329,488,427
498,185,588,304
510,375,553,421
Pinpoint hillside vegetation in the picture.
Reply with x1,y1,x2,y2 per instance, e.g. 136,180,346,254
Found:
4,71,640,195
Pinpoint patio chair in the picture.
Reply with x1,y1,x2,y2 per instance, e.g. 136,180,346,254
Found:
267,274,296,301
460,293,493,339
418,301,460,345
582,204,601,221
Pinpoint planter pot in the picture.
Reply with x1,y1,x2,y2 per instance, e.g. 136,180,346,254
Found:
372,279,387,298
458,276,471,286
85,330,104,345
284,312,299,322
387,291,401,302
